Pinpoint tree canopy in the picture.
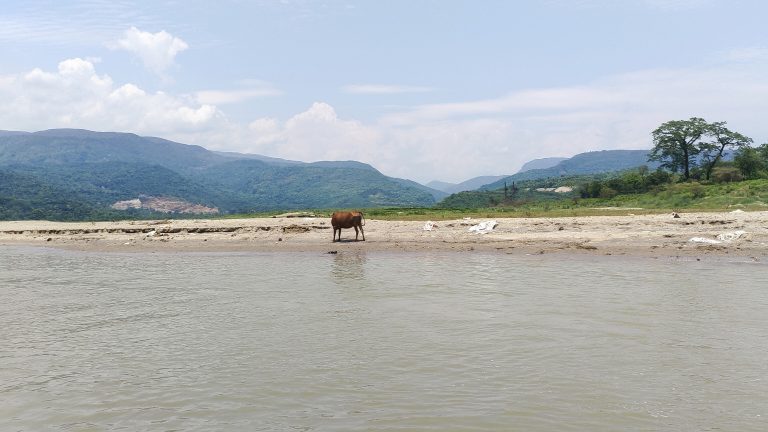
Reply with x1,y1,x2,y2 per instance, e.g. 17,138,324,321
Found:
649,117,709,180
648,118,752,180
701,122,752,180
734,143,768,179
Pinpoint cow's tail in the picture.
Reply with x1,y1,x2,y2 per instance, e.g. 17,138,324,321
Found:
360,212,366,226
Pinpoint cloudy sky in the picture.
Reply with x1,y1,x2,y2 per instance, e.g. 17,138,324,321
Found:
1,0,767,183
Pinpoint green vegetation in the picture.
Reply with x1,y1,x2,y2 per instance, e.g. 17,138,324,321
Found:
0,130,437,220
338,178,768,221
7,162,249,210
481,150,658,191
0,168,181,221
595,179,768,210
734,143,768,179
430,118,763,218
2,125,766,222
579,168,672,199
649,117,751,180
196,159,435,211
0,170,101,221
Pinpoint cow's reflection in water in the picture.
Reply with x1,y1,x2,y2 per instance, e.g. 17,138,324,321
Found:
330,252,366,283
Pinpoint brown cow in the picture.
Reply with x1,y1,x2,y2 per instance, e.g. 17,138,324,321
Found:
331,211,365,242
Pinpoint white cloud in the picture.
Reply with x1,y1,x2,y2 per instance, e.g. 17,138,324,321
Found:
0,2,159,46
642,0,714,10
360,58,768,182
196,79,283,104
343,84,434,94
379,86,618,126
245,102,381,163
3,54,767,184
722,46,768,62
112,27,188,75
196,88,282,105
0,58,222,135
247,118,283,146
545,0,715,10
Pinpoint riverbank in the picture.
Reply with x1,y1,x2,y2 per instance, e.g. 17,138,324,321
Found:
1,210,767,259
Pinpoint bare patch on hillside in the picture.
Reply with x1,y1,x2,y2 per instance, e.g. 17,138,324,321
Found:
111,195,218,214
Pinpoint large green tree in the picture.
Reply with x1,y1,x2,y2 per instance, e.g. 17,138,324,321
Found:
700,122,752,180
649,117,752,181
649,117,709,180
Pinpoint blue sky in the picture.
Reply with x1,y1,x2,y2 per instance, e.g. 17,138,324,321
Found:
1,0,767,183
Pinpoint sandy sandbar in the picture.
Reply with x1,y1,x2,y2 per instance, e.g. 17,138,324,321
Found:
1,211,767,260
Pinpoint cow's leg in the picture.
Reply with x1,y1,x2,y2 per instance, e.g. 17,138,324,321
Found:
354,226,359,241
360,225,365,241
333,227,339,242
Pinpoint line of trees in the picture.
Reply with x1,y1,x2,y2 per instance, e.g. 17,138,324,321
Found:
579,117,763,199
580,167,672,199
734,143,768,179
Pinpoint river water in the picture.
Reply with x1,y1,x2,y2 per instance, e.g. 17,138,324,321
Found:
1,247,767,431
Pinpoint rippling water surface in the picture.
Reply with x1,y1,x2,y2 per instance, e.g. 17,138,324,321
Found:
1,247,767,431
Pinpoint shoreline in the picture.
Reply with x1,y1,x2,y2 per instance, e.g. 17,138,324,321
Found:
1,211,767,260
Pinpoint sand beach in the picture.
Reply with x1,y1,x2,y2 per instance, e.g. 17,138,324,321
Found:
1,210,767,259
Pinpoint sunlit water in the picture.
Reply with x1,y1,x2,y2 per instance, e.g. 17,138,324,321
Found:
1,247,767,431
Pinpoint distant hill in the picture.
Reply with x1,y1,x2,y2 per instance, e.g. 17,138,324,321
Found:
6,162,250,211
308,160,377,170
213,151,301,166
481,150,657,190
392,178,449,201
0,131,28,137
426,175,508,194
0,169,100,220
0,129,440,220
426,156,586,194
429,152,649,195
517,157,567,173
196,159,439,210
424,180,455,192
0,129,224,173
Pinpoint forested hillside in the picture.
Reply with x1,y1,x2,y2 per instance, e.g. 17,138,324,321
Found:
481,150,657,190
0,169,102,220
0,129,438,220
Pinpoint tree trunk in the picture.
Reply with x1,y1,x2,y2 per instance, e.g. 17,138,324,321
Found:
705,144,727,180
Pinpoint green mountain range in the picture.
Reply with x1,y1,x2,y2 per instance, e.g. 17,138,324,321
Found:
433,150,663,209
480,150,659,190
427,150,658,194
516,157,568,173
426,175,509,195
0,129,441,220
0,129,689,221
